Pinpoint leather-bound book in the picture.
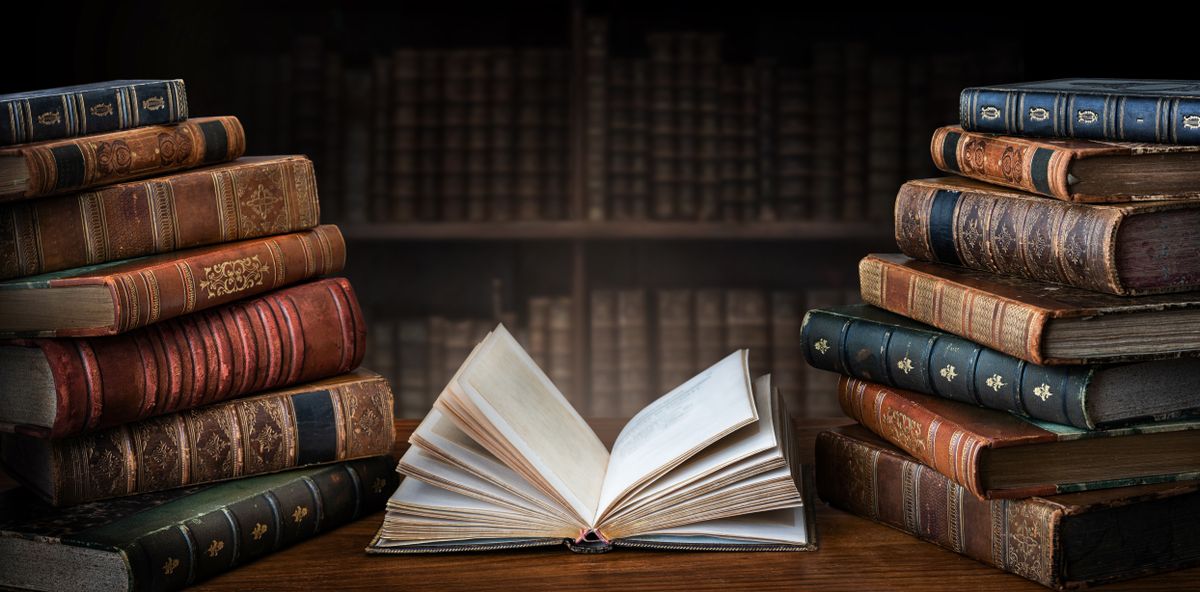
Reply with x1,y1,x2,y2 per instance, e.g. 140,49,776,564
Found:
0,277,365,438
817,425,1200,590
0,224,344,338
0,116,245,201
0,456,396,592
896,176,1200,295
0,80,188,147
804,304,1200,429
838,376,1200,499
931,126,1200,202
859,253,1200,365
0,155,319,281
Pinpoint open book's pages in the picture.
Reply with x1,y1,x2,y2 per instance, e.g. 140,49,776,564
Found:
368,325,816,553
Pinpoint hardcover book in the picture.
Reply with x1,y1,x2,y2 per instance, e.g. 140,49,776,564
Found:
838,377,1200,499
0,457,396,592
0,116,245,201
895,177,1200,295
859,253,1200,365
368,326,815,553
930,126,1200,202
2,370,394,506
0,80,188,147
0,278,365,438
803,304,1200,429
960,79,1200,144
0,155,320,281
818,426,1200,590
0,224,345,338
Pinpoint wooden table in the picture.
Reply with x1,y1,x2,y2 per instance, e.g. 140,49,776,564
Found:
193,419,1198,591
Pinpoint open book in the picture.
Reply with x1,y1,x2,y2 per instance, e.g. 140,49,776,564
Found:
367,325,816,553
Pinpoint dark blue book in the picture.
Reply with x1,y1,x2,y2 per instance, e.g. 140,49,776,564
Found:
960,79,1200,144
0,80,188,146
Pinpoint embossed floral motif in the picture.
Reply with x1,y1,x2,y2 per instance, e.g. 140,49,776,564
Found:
960,138,988,173
999,146,1024,184
292,506,310,523
813,338,830,355
1026,228,1052,265
897,356,914,374
882,409,925,454
1077,110,1098,124
87,443,124,497
143,96,166,111
207,540,225,557
1185,115,1200,130
252,523,269,541
90,103,114,117
940,365,957,381
162,557,180,575
94,140,133,176
1033,383,1053,401
156,128,193,166
980,106,1001,120
143,440,177,482
986,374,1006,391
199,255,270,298
1008,520,1045,580
1028,107,1049,122
37,111,60,125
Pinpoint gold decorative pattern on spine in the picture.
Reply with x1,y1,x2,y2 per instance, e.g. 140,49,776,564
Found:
117,273,140,332
162,557,180,575
1006,502,1055,585
858,258,884,306
212,170,237,242
900,461,919,533
252,523,269,540
199,255,270,298
298,231,315,279
140,270,161,324
148,180,177,252
176,262,197,314
881,407,926,454
78,192,106,264
266,240,286,287
948,487,964,553
991,500,1007,569
908,275,940,328
813,338,830,355
998,303,1035,360
967,294,998,347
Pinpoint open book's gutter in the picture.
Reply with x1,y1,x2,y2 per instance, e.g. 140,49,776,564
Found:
366,538,815,554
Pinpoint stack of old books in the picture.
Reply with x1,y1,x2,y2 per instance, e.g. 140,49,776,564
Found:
0,80,396,591
806,79,1200,589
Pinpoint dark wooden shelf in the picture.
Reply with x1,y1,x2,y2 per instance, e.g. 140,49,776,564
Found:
339,221,896,242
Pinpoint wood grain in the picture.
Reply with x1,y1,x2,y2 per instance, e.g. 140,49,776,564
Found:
190,418,1200,591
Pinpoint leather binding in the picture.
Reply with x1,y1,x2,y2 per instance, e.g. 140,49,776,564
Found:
0,457,396,591
0,155,320,281
1,370,394,506
0,80,188,146
817,426,1200,590
803,305,1096,428
1,224,346,338
930,126,1200,202
837,376,1200,500
960,79,1200,145
2,277,365,438
894,176,1200,296
0,116,245,201
858,253,1200,365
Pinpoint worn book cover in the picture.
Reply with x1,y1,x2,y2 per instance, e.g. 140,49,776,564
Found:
0,80,188,146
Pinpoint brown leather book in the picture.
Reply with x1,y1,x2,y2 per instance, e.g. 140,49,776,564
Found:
0,116,245,201
860,253,1200,365
0,277,365,438
817,425,1200,590
0,224,345,338
1,369,394,506
895,176,1200,296
838,376,1200,500
0,155,320,281
931,125,1200,202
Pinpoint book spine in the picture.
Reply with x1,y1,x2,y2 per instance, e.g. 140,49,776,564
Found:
930,127,1077,201
959,87,1200,145
648,35,677,220
589,290,618,417
488,49,516,222
46,375,393,505
442,51,468,222
465,51,490,222
656,290,695,393
48,225,346,337
894,179,1127,295
125,457,397,591
369,56,393,221
836,376,991,498
12,116,246,201
617,289,651,416
696,41,721,221
0,156,321,281
548,297,578,408
0,80,188,147
390,50,420,221
857,255,1050,364
815,430,1062,589
675,34,699,220
25,278,365,438
802,289,854,417
801,309,1095,428
584,17,608,221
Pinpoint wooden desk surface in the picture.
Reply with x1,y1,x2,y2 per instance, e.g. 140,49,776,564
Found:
192,418,1199,591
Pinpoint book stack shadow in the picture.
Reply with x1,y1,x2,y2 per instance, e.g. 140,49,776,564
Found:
805,79,1200,590
0,80,397,591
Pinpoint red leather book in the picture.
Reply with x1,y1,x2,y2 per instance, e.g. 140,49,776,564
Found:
0,116,245,201
0,155,320,281
0,224,345,337
837,376,1200,500
0,277,366,438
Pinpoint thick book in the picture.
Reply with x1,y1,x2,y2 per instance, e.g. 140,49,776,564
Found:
0,277,366,438
0,457,395,592
0,80,188,147
895,177,1200,296
838,376,1200,499
0,155,320,281
367,325,815,553
931,126,1200,202
817,426,1200,590
2,370,394,506
0,116,245,201
859,253,1200,365
960,79,1200,144
803,304,1200,429
0,224,345,338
